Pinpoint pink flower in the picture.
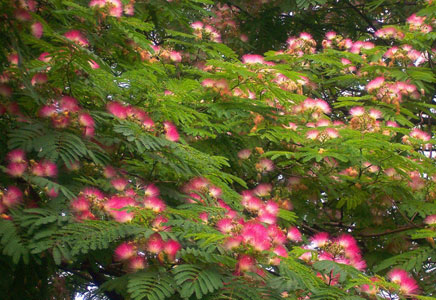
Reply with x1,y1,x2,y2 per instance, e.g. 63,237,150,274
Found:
113,210,135,223
60,96,80,112
217,218,234,233
287,226,302,242
316,119,330,127
410,128,431,141
8,53,19,65
223,236,242,250
144,184,159,198
284,122,297,131
386,120,399,128
78,113,95,127
7,149,26,163
315,99,331,114
163,239,181,260
6,162,27,177
311,232,330,247
240,34,249,42
253,183,272,197
39,105,56,118
152,215,170,231
264,200,279,215
41,160,57,177
241,54,265,64
143,197,166,213
114,242,135,261
89,0,123,18
103,165,117,178
237,149,251,159
237,255,255,272
38,52,51,62
88,59,100,69
142,117,155,129
146,233,164,254
163,121,179,142
128,255,146,270
31,73,48,85
198,212,208,223
15,8,32,22
241,194,263,212
169,51,182,62
256,158,274,173
407,14,425,27
104,196,136,211
46,188,59,198
267,224,286,244
273,244,288,257
369,109,382,119
388,269,419,295
70,196,90,212
306,129,319,140
31,162,45,176
325,31,336,40
299,32,313,40
201,78,215,88
64,30,89,47
111,178,128,191
209,186,221,198
326,128,339,139
336,234,358,249
104,196,136,222
366,77,385,92
424,214,436,225
82,187,105,200
2,186,23,207
258,210,277,225
31,22,43,39
349,106,365,117
191,21,204,30
49,112,68,127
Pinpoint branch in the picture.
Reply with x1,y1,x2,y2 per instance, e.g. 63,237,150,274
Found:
358,225,423,237
344,0,379,34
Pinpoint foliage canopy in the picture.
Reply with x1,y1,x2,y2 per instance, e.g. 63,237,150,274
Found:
1,0,436,299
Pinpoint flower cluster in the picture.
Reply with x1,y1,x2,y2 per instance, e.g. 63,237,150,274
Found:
293,98,331,118
272,73,308,94
387,268,419,295
348,106,382,132
89,0,124,18
12,1,43,39
375,27,405,39
191,21,222,43
64,30,89,47
139,45,183,63
201,78,230,96
366,77,420,111
407,13,433,33
402,128,432,151
384,45,426,66
424,214,436,226
106,101,179,142
4,149,57,178
39,96,96,137
113,234,181,271
303,233,367,279
286,33,316,56
182,177,222,204
0,186,23,216
70,178,167,223
321,31,374,54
